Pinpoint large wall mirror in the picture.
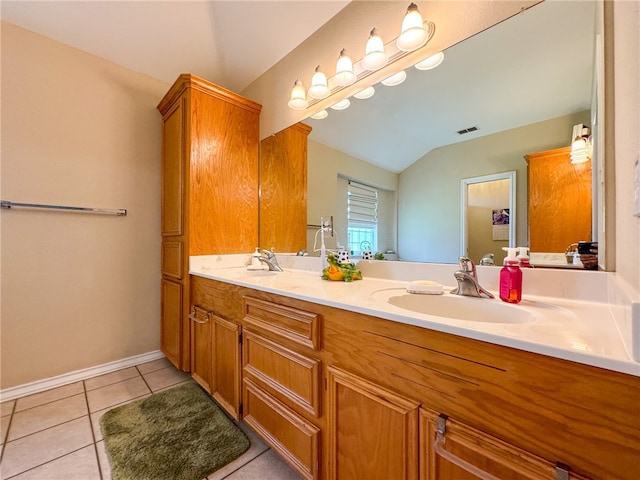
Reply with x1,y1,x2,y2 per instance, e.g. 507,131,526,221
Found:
295,0,607,270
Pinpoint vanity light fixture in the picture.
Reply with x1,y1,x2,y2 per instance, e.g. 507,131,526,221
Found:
414,51,445,70
287,79,308,110
381,70,407,86
330,98,351,110
396,3,428,51
353,86,375,99
362,28,388,71
334,49,357,86
310,109,328,120
287,3,437,112
308,66,330,99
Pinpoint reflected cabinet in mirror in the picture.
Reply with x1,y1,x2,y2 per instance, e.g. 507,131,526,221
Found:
265,1,609,270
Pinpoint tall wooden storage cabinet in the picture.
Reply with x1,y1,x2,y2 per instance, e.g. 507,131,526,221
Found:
157,74,261,370
525,146,592,253
259,122,311,253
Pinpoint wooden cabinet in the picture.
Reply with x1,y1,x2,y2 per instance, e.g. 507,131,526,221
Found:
157,74,261,369
241,296,322,480
188,305,211,392
525,146,592,252
190,276,243,419
211,314,242,419
259,122,311,253
190,276,640,480
327,366,420,480
420,410,590,480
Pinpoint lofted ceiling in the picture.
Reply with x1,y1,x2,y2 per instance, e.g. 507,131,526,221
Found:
1,1,596,173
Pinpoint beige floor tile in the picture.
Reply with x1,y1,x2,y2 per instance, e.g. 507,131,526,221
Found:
0,416,94,478
8,393,88,441
89,393,151,442
84,367,140,392
9,445,101,480
1,416,10,445
136,357,173,374
14,382,84,412
1,399,16,417
142,366,191,392
222,449,302,480
85,376,150,413
95,441,112,480
207,423,270,479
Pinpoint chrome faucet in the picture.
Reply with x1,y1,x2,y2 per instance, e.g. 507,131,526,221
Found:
257,249,283,272
451,257,494,298
479,253,495,266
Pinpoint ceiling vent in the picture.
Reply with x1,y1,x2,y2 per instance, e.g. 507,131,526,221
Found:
457,126,479,135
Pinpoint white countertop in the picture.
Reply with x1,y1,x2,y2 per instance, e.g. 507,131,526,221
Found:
190,255,640,377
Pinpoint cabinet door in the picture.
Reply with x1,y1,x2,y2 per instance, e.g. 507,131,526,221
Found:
161,278,182,368
161,99,184,237
327,366,420,480
421,409,591,480
189,306,211,393
211,314,242,419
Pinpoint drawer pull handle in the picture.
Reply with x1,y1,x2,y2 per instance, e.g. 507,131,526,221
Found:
434,415,575,480
189,306,211,324
433,414,501,480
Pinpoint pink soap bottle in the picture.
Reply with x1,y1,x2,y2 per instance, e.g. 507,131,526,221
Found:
500,247,522,304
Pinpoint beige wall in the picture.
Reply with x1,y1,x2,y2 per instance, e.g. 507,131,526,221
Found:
467,180,510,264
1,23,169,388
307,139,397,254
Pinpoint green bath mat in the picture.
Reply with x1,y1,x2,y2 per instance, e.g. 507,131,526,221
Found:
100,382,250,480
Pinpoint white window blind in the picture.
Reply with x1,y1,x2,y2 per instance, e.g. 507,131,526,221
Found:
347,181,378,255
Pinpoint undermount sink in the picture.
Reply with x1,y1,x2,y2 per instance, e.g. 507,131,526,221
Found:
372,288,536,324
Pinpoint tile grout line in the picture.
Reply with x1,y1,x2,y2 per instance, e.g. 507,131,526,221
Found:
2,444,94,480
218,448,274,480
83,379,104,480
0,401,17,465
135,365,154,393
10,389,83,415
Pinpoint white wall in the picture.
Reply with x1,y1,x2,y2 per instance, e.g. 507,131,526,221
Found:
1,23,169,388
613,1,640,294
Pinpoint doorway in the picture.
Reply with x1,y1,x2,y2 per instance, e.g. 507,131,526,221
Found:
460,171,516,264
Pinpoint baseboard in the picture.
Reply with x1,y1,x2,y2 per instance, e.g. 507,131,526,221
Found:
0,350,165,402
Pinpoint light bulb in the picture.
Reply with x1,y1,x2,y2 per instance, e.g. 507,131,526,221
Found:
335,49,356,86
330,99,350,110
353,86,375,99
397,3,427,51
362,28,387,71
308,66,330,99
381,70,407,87
310,110,328,120
414,51,444,70
287,79,307,110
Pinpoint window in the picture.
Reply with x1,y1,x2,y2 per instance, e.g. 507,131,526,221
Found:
347,181,378,256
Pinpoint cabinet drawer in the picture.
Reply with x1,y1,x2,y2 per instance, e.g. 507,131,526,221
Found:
243,331,321,417
162,241,183,278
243,296,320,350
243,378,320,480
420,409,591,480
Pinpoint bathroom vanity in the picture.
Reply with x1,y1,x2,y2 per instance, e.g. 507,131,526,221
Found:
188,259,640,480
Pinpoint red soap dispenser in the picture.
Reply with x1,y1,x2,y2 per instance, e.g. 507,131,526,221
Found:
500,247,522,304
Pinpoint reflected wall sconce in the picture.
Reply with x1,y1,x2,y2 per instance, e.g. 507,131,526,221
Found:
288,2,440,118
381,70,407,86
414,51,445,70
570,124,592,164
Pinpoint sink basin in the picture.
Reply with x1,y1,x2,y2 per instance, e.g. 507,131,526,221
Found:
372,288,536,324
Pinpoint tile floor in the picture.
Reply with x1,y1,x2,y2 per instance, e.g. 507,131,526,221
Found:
0,357,302,479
